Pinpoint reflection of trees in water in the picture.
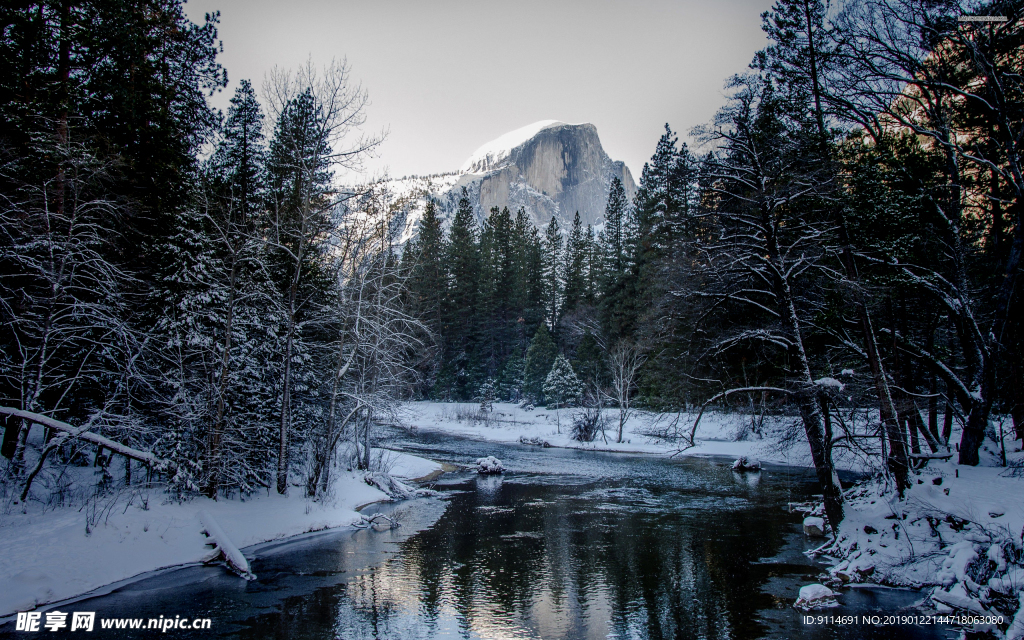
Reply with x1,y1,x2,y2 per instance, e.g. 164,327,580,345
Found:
332,473,798,640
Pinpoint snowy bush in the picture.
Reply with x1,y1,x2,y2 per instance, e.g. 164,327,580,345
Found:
571,407,606,443
475,456,504,474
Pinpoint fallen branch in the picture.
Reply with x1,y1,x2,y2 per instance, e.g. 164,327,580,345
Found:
685,387,793,446
353,512,400,530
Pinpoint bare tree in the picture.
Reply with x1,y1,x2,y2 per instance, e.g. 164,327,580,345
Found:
688,74,845,528
0,141,142,474
607,340,646,443
306,181,426,496
262,59,384,494
831,0,1024,464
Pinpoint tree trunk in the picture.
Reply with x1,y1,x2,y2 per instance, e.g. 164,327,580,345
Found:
801,10,910,493
276,326,294,495
206,259,238,499
942,398,954,446
905,411,921,454
362,411,371,471
769,227,843,529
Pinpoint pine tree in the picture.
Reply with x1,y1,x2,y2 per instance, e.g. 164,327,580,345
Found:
443,188,481,398
544,355,583,409
479,206,516,376
632,125,697,306
498,352,526,401
266,87,337,494
542,215,563,328
524,323,557,403
584,224,598,307
198,79,278,496
211,80,266,225
562,211,588,314
512,208,546,341
405,199,446,334
573,332,605,389
599,178,636,340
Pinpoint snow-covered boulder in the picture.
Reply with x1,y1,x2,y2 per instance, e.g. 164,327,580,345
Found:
475,456,504,474
803,516,826,537
732,456,761,471
794,584,838,610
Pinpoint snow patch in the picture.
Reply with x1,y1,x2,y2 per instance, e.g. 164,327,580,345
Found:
460,120,569,173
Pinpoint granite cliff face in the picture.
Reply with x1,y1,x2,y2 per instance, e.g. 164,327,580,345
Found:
461,121,636,229
387,121,636,243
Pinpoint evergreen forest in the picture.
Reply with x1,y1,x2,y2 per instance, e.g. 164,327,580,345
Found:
1,0,1022,537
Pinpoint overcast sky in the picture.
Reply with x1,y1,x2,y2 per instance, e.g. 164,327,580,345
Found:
184,0,774,180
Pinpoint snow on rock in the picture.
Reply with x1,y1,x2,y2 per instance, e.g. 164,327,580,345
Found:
803,516,827,537
794,584,838,610
930,582,986,614
936,541,978,587
732,456,761,471
460,120,567,173
475,456,504,474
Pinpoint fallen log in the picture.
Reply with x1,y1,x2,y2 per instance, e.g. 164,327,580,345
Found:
0,407,172,471
197,510,256,580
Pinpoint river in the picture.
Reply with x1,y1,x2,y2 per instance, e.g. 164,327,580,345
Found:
1,428,951,639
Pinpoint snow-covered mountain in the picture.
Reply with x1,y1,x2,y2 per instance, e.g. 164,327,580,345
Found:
386,121,637,244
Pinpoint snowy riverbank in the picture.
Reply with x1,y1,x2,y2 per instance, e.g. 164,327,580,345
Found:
810,455,1024,633
0,451,441,618
400,401,869,471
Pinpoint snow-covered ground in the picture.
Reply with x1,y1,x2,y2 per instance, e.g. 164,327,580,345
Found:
400,401,865,470
812,454,1024,628
0,452,441,618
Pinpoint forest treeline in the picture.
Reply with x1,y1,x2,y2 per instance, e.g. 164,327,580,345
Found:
1,0,1022,526
0,0,413,500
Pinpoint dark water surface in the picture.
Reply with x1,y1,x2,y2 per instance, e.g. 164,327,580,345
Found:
2,428,952,639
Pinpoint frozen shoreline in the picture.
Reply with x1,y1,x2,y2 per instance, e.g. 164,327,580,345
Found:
6,401,1023,632
0,450,441,618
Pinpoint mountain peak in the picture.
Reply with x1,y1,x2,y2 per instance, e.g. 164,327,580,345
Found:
389,121,636,245
461,120,575,173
